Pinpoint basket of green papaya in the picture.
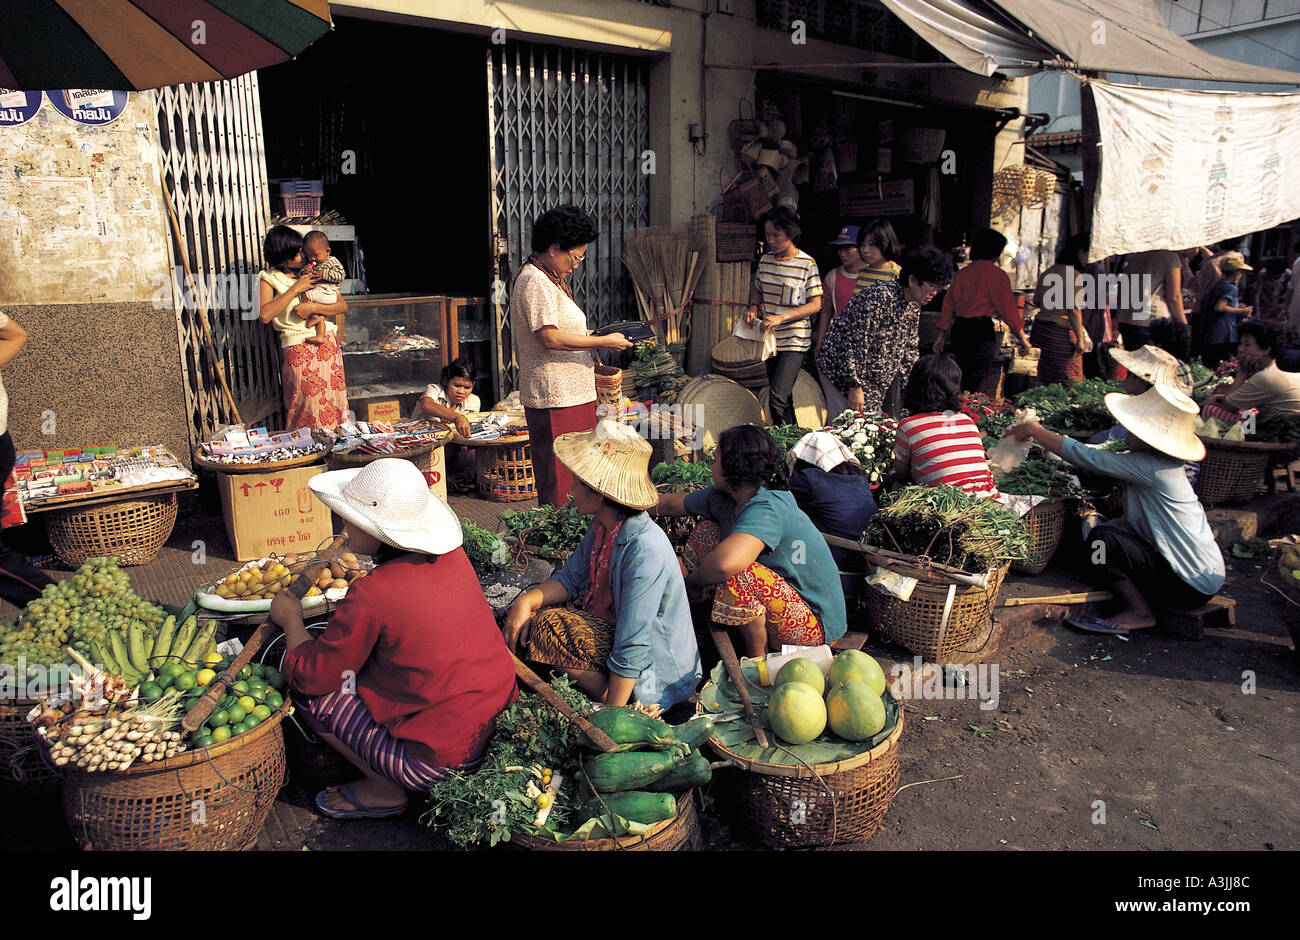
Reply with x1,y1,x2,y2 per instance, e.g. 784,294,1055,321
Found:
422,676,710,850
699,649,903,848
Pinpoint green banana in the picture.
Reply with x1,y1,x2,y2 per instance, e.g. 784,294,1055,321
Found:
90,638,119,674
151,614,176,664
108,631,141,682
183,619,218,664
170,615,198,665
126,622,149,673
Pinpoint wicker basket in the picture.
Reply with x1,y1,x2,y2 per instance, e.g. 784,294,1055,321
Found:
595,365,623,406
477,439,536,502
325,439,445,471
45,493,178,568
715,223,757,262
59,707,287,851
1011,500,1067,576
510,788,701,851
903,127,946,163
707,695,904,848
1194,437,1273,506
868,564,1009,660
0,700,60,790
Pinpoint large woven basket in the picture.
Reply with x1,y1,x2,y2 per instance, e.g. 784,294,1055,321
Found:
59,708,288,851
715,223,757,262
509,788,701,851
477,439,536,502
707,694,904,848
1194,437,1274,506
1011,500,1067,576
675,376,763,450
0,700,60,791
868,564,1009,660
46,493,178,568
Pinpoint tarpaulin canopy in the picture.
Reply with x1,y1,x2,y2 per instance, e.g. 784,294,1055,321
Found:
1087,79,1300,259
881,0,1300,84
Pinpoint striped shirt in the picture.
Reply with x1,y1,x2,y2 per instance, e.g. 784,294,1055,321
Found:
894,412,1000,498
755,249,823,352
853,261,900,295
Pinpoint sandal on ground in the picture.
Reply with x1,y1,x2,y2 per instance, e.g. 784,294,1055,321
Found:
1065,615,1132,635
315,784,409,820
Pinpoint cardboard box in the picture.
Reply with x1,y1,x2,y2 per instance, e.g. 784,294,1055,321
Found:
217,464,334,561
415,442,449,504
365,399,403,423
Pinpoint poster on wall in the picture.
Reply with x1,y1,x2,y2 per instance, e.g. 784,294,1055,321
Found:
0,89,43,127
45,89,129,126
1088,79,1300,260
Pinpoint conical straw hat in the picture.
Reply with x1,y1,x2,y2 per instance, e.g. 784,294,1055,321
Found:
553,420,659,510
1104,385,1206,462
1108,345,1190,393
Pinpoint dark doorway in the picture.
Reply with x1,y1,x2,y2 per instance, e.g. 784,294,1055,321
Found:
258,16,491,295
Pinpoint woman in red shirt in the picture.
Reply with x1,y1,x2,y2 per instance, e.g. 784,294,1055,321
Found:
269,458,517,820
894,354,1000,498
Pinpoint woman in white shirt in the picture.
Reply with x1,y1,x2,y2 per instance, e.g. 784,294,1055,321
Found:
415,358,482,438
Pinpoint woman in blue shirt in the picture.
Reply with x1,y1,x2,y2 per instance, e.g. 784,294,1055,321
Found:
1006,385,1224,633
654,425,848,658
502,421,701,713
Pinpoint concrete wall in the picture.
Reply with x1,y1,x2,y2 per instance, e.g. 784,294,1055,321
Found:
0,91,189,461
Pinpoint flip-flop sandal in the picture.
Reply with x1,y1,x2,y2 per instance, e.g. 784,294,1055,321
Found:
1065,615,1131,635
315,784,409,820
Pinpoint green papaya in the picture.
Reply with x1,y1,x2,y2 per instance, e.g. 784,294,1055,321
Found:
667,716,715,752
583,749,690,792
644,751,712,792
582,706,677,751
596,791,677,825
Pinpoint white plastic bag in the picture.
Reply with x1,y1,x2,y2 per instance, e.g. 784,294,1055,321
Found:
988,407,1039,477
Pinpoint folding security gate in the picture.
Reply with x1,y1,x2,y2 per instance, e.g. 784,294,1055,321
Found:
487,42,652,399
155,76,281,447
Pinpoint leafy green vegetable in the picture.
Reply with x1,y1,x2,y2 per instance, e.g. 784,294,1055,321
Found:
461,521,508,575
865,484,1029,571
1249,411,1300,443
650,459,713,491
499,501,592,560
997,455,1085,499
765,424,811,454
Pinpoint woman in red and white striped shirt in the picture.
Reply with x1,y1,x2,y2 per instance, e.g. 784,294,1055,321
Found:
893,355,1000,498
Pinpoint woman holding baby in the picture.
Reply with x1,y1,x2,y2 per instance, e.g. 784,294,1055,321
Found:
258,225,350,430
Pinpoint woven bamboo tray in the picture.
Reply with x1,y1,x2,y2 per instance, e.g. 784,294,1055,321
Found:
192,449,326,474
707,693,904,848
59,707,288,851
509,788,700,851
0,699,60,790
1194,437,1272,506
1011,500,1067,576
868,564,1009,660
325,438,449,471
45,492,178,568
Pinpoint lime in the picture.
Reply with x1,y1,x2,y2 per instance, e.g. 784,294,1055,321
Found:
141,683,163,702
226,704,246,724
248,680,268,696
245,712,263,727
209,709,230,727
237,695,257,713
163,662,186,678
203,651,223,666
232,680,249,695
196,730,214,748
195,668,216,687
154,671,175,690
250,663,266,677
231,720,253,736
251,704,271,722
189,731,208,748
210,725,231,744
263,668,285,691
174,672,197,692
239,665,253,679
265,690,284,709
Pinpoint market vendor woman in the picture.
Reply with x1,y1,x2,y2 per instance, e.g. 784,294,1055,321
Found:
503,421,701,713
656,425,847,657
1005,385,1224,633
270,458,517,819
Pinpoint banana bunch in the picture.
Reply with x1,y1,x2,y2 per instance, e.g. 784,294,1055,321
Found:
85,615,217,687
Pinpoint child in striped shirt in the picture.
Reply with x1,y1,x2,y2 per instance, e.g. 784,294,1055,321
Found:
893,354,1000,498
743,206,823,426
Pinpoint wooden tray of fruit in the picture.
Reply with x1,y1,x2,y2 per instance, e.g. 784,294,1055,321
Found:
194,551,372,613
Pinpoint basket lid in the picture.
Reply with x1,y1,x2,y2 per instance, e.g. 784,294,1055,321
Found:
676,377,763,449
711,334,764,365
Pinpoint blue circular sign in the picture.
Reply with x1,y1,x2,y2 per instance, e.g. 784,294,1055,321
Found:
45,89,129,126
0,90,43,128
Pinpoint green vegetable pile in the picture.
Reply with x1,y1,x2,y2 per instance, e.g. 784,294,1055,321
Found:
630,340,688,401
865,484,1029,572
650,459,713,492
997,454,1085,500
1249,411,1300,444
499,501,592,561
460,521,509,576
765,424,811,454
1016,378,1121,437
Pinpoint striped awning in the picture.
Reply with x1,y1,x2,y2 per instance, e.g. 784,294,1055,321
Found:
0,0,333,91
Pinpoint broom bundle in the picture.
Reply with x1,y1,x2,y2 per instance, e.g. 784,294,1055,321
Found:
622,226,702,347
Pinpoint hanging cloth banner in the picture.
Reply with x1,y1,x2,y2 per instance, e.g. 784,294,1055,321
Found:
1087,79,1300,261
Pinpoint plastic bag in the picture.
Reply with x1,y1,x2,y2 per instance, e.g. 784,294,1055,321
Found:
988,407,1039,477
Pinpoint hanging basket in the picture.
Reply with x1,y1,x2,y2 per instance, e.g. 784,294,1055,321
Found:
715,223,758,262
867,564,1009,660
706,692,904,848
903,127,946,164
45,493,179,568
1193,437,1273,506
1011,500,1067,576
59,708,288,851
509,788,701,851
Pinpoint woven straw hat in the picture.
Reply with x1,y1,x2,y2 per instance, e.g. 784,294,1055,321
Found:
1104,385,1206,462
553,419,659,511
1219,251,1252,273
309,458,463,555
1108,345,1190,393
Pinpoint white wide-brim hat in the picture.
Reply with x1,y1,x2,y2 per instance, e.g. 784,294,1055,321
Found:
1108,345,1190,393
309,458,463,555
553,419,659,511
1104,385,1206,463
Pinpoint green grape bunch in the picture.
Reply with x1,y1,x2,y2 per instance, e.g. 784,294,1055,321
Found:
0,557,166,668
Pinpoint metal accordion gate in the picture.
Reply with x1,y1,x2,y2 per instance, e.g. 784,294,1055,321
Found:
487,41,652,400
155,76,282,449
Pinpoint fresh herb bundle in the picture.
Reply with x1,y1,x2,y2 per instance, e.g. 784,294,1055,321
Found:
422,676,593,848
650,459,713,492
865,484,1029,571
997,455,1085,499
461,521,508,575
499,501,593,560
